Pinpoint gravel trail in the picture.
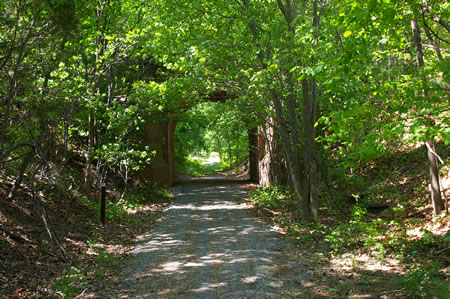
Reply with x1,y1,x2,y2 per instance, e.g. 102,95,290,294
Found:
119,176,310,298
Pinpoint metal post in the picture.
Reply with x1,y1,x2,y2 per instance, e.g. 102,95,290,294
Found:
101,183,106,226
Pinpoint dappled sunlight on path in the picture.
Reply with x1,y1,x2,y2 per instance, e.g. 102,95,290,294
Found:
119,176,308,298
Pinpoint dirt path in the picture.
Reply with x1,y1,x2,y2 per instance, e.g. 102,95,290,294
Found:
119,176,311,298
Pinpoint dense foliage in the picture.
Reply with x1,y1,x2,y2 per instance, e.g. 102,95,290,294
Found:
1,0,447,211
175,102,248,173
1,0,448,297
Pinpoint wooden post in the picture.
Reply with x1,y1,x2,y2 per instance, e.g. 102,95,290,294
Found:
101,183,106,226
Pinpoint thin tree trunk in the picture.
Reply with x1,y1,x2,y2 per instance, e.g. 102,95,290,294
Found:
84,2,106,198
236,130,240,168
426,140,445,214
277,0,316,222
411,18,444,215
241,0,314,222
228,138,232,168
271,89,312,222
84,106,94,198
305,0,321,219
63,118,69,160
303,78,319,219
8,151,34,200
248,126,259,182
423,26,443,61
411,18,424,67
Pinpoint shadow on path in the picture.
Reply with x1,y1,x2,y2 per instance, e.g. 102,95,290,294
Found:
119,175,309,298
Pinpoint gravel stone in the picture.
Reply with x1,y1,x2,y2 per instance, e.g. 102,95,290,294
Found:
119,177,308,298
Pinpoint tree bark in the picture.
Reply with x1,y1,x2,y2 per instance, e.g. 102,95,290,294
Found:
304,0,321,219
426,140,445,214
411,18,444,215
411,18,424,67
423,25,443,61
240,0,316,222
432,15,450,34
271,89,311,222
84,105,95,198
248,126,259,183
302,78,319,219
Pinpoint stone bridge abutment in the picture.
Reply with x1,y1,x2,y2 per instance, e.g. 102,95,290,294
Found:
142,119,285,188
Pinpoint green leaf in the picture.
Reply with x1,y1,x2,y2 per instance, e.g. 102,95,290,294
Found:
343,30,352,38
442,131,450,145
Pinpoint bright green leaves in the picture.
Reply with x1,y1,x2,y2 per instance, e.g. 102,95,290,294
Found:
300,63,327,80
316,0,448,177
175,101,248,170
130,81,168,113
343,30,352,38
442,131,450,145
5,0,447,185
100,142,155,172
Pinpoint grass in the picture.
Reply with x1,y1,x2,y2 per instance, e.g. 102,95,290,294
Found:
176,154,230,176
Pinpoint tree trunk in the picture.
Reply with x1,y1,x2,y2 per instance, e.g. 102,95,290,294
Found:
241,0,315,222
271,89,312,222
228,135,232,168
236,134,240,169
302,78,319,219
411,18,444,215
426,140,445,214
8,151,34,200
248,126,259,183
423,26,443,61
84,106,95,198
303,0,321,219
411,18,424,67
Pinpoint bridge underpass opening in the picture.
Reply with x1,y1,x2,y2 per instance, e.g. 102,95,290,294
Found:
174,102,249,178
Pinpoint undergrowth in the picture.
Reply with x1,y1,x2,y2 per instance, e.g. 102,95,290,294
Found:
50,182,174,297
77,182,174,222
393,261,449,297
249,186,448,297
247,145,449,298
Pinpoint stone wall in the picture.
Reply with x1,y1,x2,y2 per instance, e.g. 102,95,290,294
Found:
141,121,176,186
142,118,286,188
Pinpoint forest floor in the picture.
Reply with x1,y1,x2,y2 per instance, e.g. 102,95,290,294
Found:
240,144,449,298
2,172,411,298
0,166,175,297
0,143,448,297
